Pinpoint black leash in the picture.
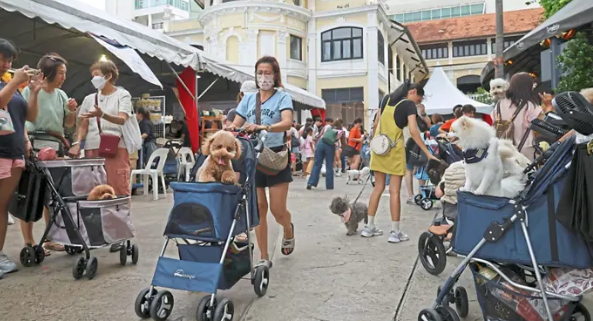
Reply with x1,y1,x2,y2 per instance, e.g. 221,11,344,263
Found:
351,173,372,204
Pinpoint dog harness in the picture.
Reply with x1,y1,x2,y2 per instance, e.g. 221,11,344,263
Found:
463,147,489,164
340,208,352,223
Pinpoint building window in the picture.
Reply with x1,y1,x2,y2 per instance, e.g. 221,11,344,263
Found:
322,87,364,104
388,47,394,72
491,36,523,54
290,35,302,61
152,22,164,30
321,27,363,62
136,0,190,11
391,2,485,23
379,90,385,105
378,32,385,65
453,39,488,57
420,43,449,60
396,56,401,81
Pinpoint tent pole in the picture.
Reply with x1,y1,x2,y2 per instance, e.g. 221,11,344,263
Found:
550,37,561,89
166,64,196,101
197,77,220,100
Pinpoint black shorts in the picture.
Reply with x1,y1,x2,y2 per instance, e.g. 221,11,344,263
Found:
342,145,360,158
255,147,293,188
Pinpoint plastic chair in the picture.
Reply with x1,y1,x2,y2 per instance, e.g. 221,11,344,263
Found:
177,147,196,182
129,148,169,200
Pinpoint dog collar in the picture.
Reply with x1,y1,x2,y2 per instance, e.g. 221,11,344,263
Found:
340,208,352,223
463,147,489,164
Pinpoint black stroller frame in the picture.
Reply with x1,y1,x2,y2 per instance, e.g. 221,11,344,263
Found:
16,156,137,280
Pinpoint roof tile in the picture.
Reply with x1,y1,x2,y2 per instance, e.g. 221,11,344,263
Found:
405,8,544,44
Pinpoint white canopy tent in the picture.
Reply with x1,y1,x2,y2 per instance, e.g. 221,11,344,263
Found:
423,66,492,115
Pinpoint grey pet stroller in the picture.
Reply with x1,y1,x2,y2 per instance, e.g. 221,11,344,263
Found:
9,156,137,280
134,133,267,321
418,135,592,321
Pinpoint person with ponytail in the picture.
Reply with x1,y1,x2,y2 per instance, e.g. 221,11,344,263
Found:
365,81,437,243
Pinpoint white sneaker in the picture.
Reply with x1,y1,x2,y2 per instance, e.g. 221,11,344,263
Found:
0,253,18,274
7,214,14,225
388,230,410,243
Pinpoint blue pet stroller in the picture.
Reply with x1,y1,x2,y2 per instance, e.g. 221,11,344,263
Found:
135,135,267,321
419,135,592,321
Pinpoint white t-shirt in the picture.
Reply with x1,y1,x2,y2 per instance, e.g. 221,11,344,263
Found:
79,88,133,150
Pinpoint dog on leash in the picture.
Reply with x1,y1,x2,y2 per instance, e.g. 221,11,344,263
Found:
346,167,370,184
88,185,116,201
452,116,504,197
329,196,369,236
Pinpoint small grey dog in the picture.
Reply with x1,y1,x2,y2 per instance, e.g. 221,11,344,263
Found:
329,196,369,236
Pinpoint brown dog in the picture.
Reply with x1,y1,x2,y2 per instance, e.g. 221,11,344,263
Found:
87,185,116,201
196,131,242,184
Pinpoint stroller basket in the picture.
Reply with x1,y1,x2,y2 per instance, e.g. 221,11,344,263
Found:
470,264,577,321
165,182,258,242
453,179,593,268
48,197,134,248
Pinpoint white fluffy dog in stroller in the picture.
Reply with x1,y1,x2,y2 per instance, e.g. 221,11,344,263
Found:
452,116,504,197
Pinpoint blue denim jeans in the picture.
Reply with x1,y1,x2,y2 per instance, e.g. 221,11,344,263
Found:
308,141,336,189
341,150,346,172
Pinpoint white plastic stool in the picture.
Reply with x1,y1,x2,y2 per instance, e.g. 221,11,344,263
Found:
177,147,196,182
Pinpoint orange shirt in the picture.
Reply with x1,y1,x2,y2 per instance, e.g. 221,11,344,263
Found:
348,127,362,151
440,118,457,132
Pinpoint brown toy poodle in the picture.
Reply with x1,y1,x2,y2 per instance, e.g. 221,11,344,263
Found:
87,184,116,201
197,130,242,184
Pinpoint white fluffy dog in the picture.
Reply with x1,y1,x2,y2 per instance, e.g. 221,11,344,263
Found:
498,139,530,198
347,167,370,184
490,78,509,102
452,116,504,197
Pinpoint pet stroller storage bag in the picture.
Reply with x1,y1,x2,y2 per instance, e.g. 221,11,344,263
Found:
8,160,47,222
48,197,134,248
39,158,107,197
453,135,593,268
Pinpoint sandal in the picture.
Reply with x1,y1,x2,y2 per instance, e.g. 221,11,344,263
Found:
281,223,295,256
29,244,51,257
43,241,64,252
235,233,248,243
255,259,273,269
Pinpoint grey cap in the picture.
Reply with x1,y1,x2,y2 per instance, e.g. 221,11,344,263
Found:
240,80,257,93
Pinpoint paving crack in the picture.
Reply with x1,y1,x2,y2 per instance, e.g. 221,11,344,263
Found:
393,255,420,321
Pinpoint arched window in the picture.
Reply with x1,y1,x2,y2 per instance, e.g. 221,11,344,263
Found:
321,27,363,62
378,32,385,65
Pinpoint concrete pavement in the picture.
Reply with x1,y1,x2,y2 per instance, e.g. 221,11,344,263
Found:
1,175,591,320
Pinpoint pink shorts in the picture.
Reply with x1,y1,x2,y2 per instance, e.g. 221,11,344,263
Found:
0,158,25,179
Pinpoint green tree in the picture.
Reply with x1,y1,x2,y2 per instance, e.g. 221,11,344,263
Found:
526,0,573,19
469,87,494,105
556,32,593,92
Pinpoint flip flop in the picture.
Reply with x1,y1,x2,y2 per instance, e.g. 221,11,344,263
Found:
43,241,64,252
281,223,295,256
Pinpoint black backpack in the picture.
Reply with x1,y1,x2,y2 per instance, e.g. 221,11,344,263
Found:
290,131,300,148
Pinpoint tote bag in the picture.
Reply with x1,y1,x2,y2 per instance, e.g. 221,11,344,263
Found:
122,108,143,154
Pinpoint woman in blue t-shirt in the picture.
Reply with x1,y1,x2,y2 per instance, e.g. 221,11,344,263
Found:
230,56,295,267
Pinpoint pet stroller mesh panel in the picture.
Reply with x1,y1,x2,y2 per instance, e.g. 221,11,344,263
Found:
453,136,593,268
38,159,107,198
166,182,258,242
8,161,47,222
48,197,134,248
469,264,577,321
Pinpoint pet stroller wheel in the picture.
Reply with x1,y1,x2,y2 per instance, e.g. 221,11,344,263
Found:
72,256,86,280
418,308,443,321
131,244,140,264
19,245,36,267
454,287,469,318
135,287,158,319
149,290,175,321
254,265,270,297
213,298,234,321
414,194,423,205
421,198,433,210
85,256,98,280
418,232,447,276
571,303,592,321
196,295,216,321
120,243,128,265
436,306,460,321
33,245,45,264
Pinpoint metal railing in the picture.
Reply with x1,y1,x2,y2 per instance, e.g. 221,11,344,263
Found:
135,0,189,11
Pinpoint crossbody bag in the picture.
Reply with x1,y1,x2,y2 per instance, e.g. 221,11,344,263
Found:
95,93,121,158
254,92,288,175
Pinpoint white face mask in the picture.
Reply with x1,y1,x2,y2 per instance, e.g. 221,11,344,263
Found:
257,74,275,91
91,75,107,90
